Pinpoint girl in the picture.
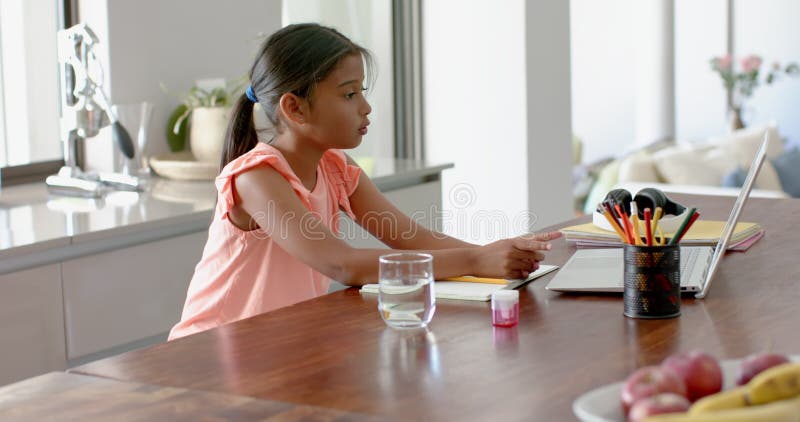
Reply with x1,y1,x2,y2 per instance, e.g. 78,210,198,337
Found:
169,23,560,340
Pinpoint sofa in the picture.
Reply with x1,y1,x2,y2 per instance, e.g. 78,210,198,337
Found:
578,123,799,214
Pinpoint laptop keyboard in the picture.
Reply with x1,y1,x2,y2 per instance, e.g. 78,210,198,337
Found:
681,247,700,275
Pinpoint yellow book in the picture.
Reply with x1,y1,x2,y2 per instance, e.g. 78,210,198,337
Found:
561,220,761,245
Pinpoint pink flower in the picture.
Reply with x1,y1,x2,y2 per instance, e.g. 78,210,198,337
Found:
717,54,732,71
741,55,762,73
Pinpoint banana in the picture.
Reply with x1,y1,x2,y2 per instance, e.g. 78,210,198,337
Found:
689,386,748,414
643,396,800,422
746,362,800,405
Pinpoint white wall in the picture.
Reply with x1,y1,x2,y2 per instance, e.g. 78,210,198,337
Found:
674,0,728,143
424,0,572,244
79,0,282,172
734,0,800,147
570,0,636,163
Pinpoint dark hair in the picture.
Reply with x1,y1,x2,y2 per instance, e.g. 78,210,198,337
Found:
220,23,374,170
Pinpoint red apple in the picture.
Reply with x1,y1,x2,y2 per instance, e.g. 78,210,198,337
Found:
621,366,687,414
628,393,691,422
661,351,722,401
736,352,791,386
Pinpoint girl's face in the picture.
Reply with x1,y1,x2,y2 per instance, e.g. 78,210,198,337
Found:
304,53,372,149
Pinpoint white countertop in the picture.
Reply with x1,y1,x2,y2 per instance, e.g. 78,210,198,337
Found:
0,158,452,274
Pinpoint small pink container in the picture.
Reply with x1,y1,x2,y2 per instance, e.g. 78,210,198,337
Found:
491,290,519,327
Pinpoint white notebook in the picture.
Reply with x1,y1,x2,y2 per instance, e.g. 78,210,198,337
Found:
359,265,559,301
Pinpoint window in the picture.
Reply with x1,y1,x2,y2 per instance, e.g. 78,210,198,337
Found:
0,0,64,169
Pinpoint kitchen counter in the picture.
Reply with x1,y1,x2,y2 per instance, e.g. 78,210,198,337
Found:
0,158,453,275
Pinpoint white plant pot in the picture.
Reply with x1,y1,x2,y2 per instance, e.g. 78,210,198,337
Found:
190,107,230,163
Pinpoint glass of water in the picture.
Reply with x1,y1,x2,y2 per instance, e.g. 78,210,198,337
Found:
378,253,436,329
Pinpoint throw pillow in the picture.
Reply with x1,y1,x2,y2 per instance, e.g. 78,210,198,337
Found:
708,122,784,163
751,160,784,191
708,122,784,191
720,167,746,188
717,160,784,192
652,145,737,186
771,147,800,198
618,151,660,183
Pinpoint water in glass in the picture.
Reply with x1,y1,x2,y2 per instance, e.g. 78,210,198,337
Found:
378,253,435,329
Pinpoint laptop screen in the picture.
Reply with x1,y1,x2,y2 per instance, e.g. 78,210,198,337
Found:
695,131,770,298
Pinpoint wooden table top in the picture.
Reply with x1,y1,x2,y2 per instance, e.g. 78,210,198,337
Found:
0,372,377,421
71,194,800,421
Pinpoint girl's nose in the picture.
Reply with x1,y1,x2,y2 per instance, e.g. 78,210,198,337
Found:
362,98,372,116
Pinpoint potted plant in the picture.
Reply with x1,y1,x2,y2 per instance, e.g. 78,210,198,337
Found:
164,78,245,163
710,54,798,132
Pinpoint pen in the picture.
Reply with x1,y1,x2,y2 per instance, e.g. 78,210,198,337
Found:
668,208,696,245
644,208,653,246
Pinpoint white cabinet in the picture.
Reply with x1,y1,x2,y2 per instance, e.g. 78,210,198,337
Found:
340,180,442,249
0,264,66,386
331,180,442,291
61,232,206,361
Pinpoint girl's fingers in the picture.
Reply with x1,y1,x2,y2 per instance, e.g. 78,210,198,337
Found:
509,249,545,264
512,238,552,252
521,231,563,242
505,259,532,272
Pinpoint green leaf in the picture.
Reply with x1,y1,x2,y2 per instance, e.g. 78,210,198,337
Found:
166,104,189,152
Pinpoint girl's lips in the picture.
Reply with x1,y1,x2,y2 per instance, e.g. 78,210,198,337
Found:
358,127,368,135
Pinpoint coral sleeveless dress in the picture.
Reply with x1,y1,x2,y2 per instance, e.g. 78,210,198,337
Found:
169,142,360,340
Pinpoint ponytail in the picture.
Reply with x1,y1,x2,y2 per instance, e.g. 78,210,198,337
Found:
220,93,258,171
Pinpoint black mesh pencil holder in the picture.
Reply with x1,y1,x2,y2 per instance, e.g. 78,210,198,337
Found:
623,243,681,319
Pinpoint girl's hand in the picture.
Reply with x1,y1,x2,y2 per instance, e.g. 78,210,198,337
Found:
471,231,563,280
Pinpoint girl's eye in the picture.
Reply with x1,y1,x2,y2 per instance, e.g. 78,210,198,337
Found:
346,87,368,99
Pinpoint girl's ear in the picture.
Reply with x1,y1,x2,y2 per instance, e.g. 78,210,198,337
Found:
278,93,308,126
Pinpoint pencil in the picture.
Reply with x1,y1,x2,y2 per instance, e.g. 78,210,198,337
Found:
652,207,664,245
668,208,696,245
673,211,701,244
630,201,643,245
601,203,629,243
441,276,507,285
614,203,635,245
644,208,653,246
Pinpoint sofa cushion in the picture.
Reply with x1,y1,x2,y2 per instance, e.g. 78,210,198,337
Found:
652,145,737,186
772,147,800,197
652,142,783,191
618,152,661,183
708,122,783,162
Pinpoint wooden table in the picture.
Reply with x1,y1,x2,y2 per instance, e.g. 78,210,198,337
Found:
0,372,377,421
71,194,800,421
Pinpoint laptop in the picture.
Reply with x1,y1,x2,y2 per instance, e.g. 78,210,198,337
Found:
546,131,770,299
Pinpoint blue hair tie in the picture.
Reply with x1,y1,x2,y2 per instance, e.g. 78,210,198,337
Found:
245,86,258,103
